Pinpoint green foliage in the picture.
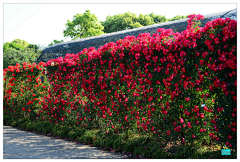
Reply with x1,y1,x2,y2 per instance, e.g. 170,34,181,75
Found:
3,48,41,69
27,44,41,52
63,10,105,40
102,12,152,33
3,115,237,159
102,12,188,33
149,13,168,23
93,138,101,147
167,15,188,21
3,39,42,69
62,10,191,36
12,39,29,47
4,39,30,51
48,40,64,47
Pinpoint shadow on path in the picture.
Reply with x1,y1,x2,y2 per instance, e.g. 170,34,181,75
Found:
3,126,125,159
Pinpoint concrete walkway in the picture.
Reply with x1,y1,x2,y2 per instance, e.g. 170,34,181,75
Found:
3,126,126,159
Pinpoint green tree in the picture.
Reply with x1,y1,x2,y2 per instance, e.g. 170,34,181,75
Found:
148,13,167,24
3,39,42,69
102,12,154,33
102,12,189,33
12,39,29,48
28,44,41,53
136,14,154,26
63,10,105,40
3,39,29,51
48,40,64,47
3,48,41,69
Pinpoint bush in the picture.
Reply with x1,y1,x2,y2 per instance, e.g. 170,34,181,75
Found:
3,14,237,158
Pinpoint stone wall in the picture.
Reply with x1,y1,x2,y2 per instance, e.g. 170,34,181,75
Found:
36,9,237,63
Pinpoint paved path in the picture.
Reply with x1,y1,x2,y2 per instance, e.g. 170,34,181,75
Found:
3,126,126,159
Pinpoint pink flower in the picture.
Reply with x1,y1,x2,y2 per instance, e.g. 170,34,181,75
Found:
180,118,184,124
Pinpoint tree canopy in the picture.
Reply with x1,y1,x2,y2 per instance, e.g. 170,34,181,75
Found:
149,13,167,24
3,39,29,51
63,10,105,40
3,39,42,69
101,12,188,33
101,12,154,33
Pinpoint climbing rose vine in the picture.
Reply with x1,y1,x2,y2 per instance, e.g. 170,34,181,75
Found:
4,14,237,149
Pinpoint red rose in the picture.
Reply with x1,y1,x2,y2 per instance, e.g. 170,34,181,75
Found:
200,113,204,118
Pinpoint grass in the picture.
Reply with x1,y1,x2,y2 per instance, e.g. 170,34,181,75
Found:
3,115,237,159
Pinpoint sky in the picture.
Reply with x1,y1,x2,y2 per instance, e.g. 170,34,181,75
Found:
3,2,237,48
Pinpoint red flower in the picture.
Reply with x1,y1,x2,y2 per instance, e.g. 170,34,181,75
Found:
185,97,190,102
200,113,204,118
148,96,153,102
187,122,192,128
227,134,233,139
231,122,236,126
199,60,204,65
180,118,184,124
167,130,171,135
182,138,185,144
209,85,214,91
209,133,214,137
231,128,236,132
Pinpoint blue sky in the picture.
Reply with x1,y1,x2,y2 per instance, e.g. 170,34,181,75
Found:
3,2,237,47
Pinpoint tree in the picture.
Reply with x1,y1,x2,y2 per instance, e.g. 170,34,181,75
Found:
149,13,167,24
101,12,188,33
3,39,42,69
63,10,105,40
12,39,29,48
48,40,64,47
3,39,29,51
137,14,154,26
28,44,41,53
102,12,154,33
3,48,41,69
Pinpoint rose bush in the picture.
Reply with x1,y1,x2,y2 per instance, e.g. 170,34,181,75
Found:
4,14,236,150
3,62,47,120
